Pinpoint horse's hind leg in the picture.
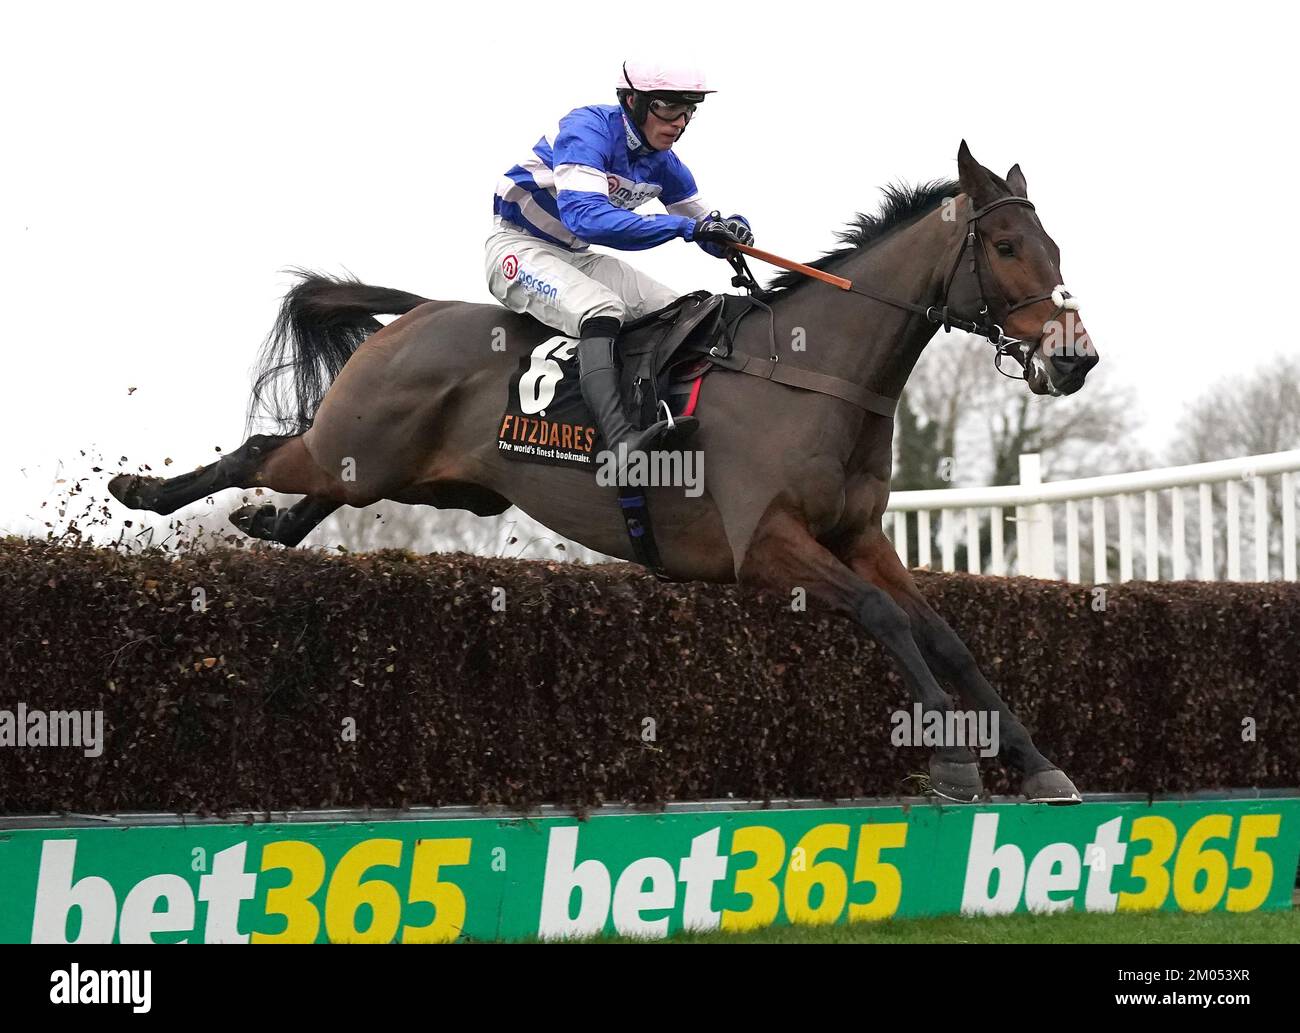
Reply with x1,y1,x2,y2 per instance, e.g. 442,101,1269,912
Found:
230,495,341,547
109,433,347,515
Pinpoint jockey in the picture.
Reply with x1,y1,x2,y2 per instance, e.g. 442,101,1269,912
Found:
486,59,754,455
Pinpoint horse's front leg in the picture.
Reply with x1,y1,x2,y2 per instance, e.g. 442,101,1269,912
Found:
740,508,984,802
848,531,1081,804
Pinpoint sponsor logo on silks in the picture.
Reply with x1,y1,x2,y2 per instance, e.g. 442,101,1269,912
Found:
621,112,642,151
515,268,560,304
605,173,662,211
501,254,519,280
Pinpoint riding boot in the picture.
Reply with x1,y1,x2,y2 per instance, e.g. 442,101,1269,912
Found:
577,317,699,459
577,318,637,452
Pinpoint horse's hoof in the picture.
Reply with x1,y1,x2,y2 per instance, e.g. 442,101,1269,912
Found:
108,473,157,510
1022,768,1082,805
929,756,984,803
230,502,278,539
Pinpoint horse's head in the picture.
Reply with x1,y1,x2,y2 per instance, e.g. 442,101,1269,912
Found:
949,141,1098,396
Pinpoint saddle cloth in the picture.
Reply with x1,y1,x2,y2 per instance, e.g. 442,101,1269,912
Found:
496,291,740,470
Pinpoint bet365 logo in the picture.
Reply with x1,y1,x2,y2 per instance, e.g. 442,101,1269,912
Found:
961,811,1283,914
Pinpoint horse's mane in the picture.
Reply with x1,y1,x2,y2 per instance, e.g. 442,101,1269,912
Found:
765,178,962,293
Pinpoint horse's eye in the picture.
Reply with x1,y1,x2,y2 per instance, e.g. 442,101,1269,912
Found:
996,241,1015,257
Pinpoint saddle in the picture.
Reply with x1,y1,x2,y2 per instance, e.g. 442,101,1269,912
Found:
612,290,736,429
619,288,901,423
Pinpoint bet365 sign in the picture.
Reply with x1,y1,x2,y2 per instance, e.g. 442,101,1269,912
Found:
1,797,1296,942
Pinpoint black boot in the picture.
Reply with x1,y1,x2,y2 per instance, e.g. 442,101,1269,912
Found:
577,317,698,457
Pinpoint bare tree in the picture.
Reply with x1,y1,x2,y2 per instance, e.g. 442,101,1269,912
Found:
1168,355,1300,465
897,334,1149,574
1163,353,1300,579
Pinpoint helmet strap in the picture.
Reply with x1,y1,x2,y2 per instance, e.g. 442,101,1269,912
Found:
621,98,695,151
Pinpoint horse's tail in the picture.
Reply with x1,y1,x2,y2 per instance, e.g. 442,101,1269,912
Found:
246,269,433,436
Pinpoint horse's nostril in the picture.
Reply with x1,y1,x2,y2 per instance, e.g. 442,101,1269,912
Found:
1053,350,1098,375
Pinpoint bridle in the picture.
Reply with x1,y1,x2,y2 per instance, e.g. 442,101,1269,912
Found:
931,195,1080,378
727,194,1081,380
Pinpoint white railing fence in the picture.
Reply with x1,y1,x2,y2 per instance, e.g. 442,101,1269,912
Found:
886,450,1300,583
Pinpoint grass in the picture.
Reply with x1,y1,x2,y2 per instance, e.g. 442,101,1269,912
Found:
574,907,1300,944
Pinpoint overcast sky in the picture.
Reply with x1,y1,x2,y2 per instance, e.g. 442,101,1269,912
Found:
4,1,1297,538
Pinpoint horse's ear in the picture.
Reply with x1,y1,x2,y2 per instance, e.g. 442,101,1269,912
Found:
957,140,999,207
1006,163,1028,197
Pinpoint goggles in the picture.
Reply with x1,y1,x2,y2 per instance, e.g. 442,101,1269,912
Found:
647,97,698,124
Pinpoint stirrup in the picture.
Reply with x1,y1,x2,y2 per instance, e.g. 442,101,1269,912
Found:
631,414,698,452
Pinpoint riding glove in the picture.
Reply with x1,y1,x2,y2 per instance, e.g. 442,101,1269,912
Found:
690,210,755,258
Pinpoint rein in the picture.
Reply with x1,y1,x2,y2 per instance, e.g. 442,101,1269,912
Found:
726,195,1080,390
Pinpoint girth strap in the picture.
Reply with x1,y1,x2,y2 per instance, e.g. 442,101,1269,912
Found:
616,486,672,582
707,350,898,419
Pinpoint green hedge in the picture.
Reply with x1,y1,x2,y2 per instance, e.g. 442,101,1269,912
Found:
1,538,1296,814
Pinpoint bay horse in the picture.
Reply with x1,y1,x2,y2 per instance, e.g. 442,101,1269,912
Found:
109,142,1099,803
